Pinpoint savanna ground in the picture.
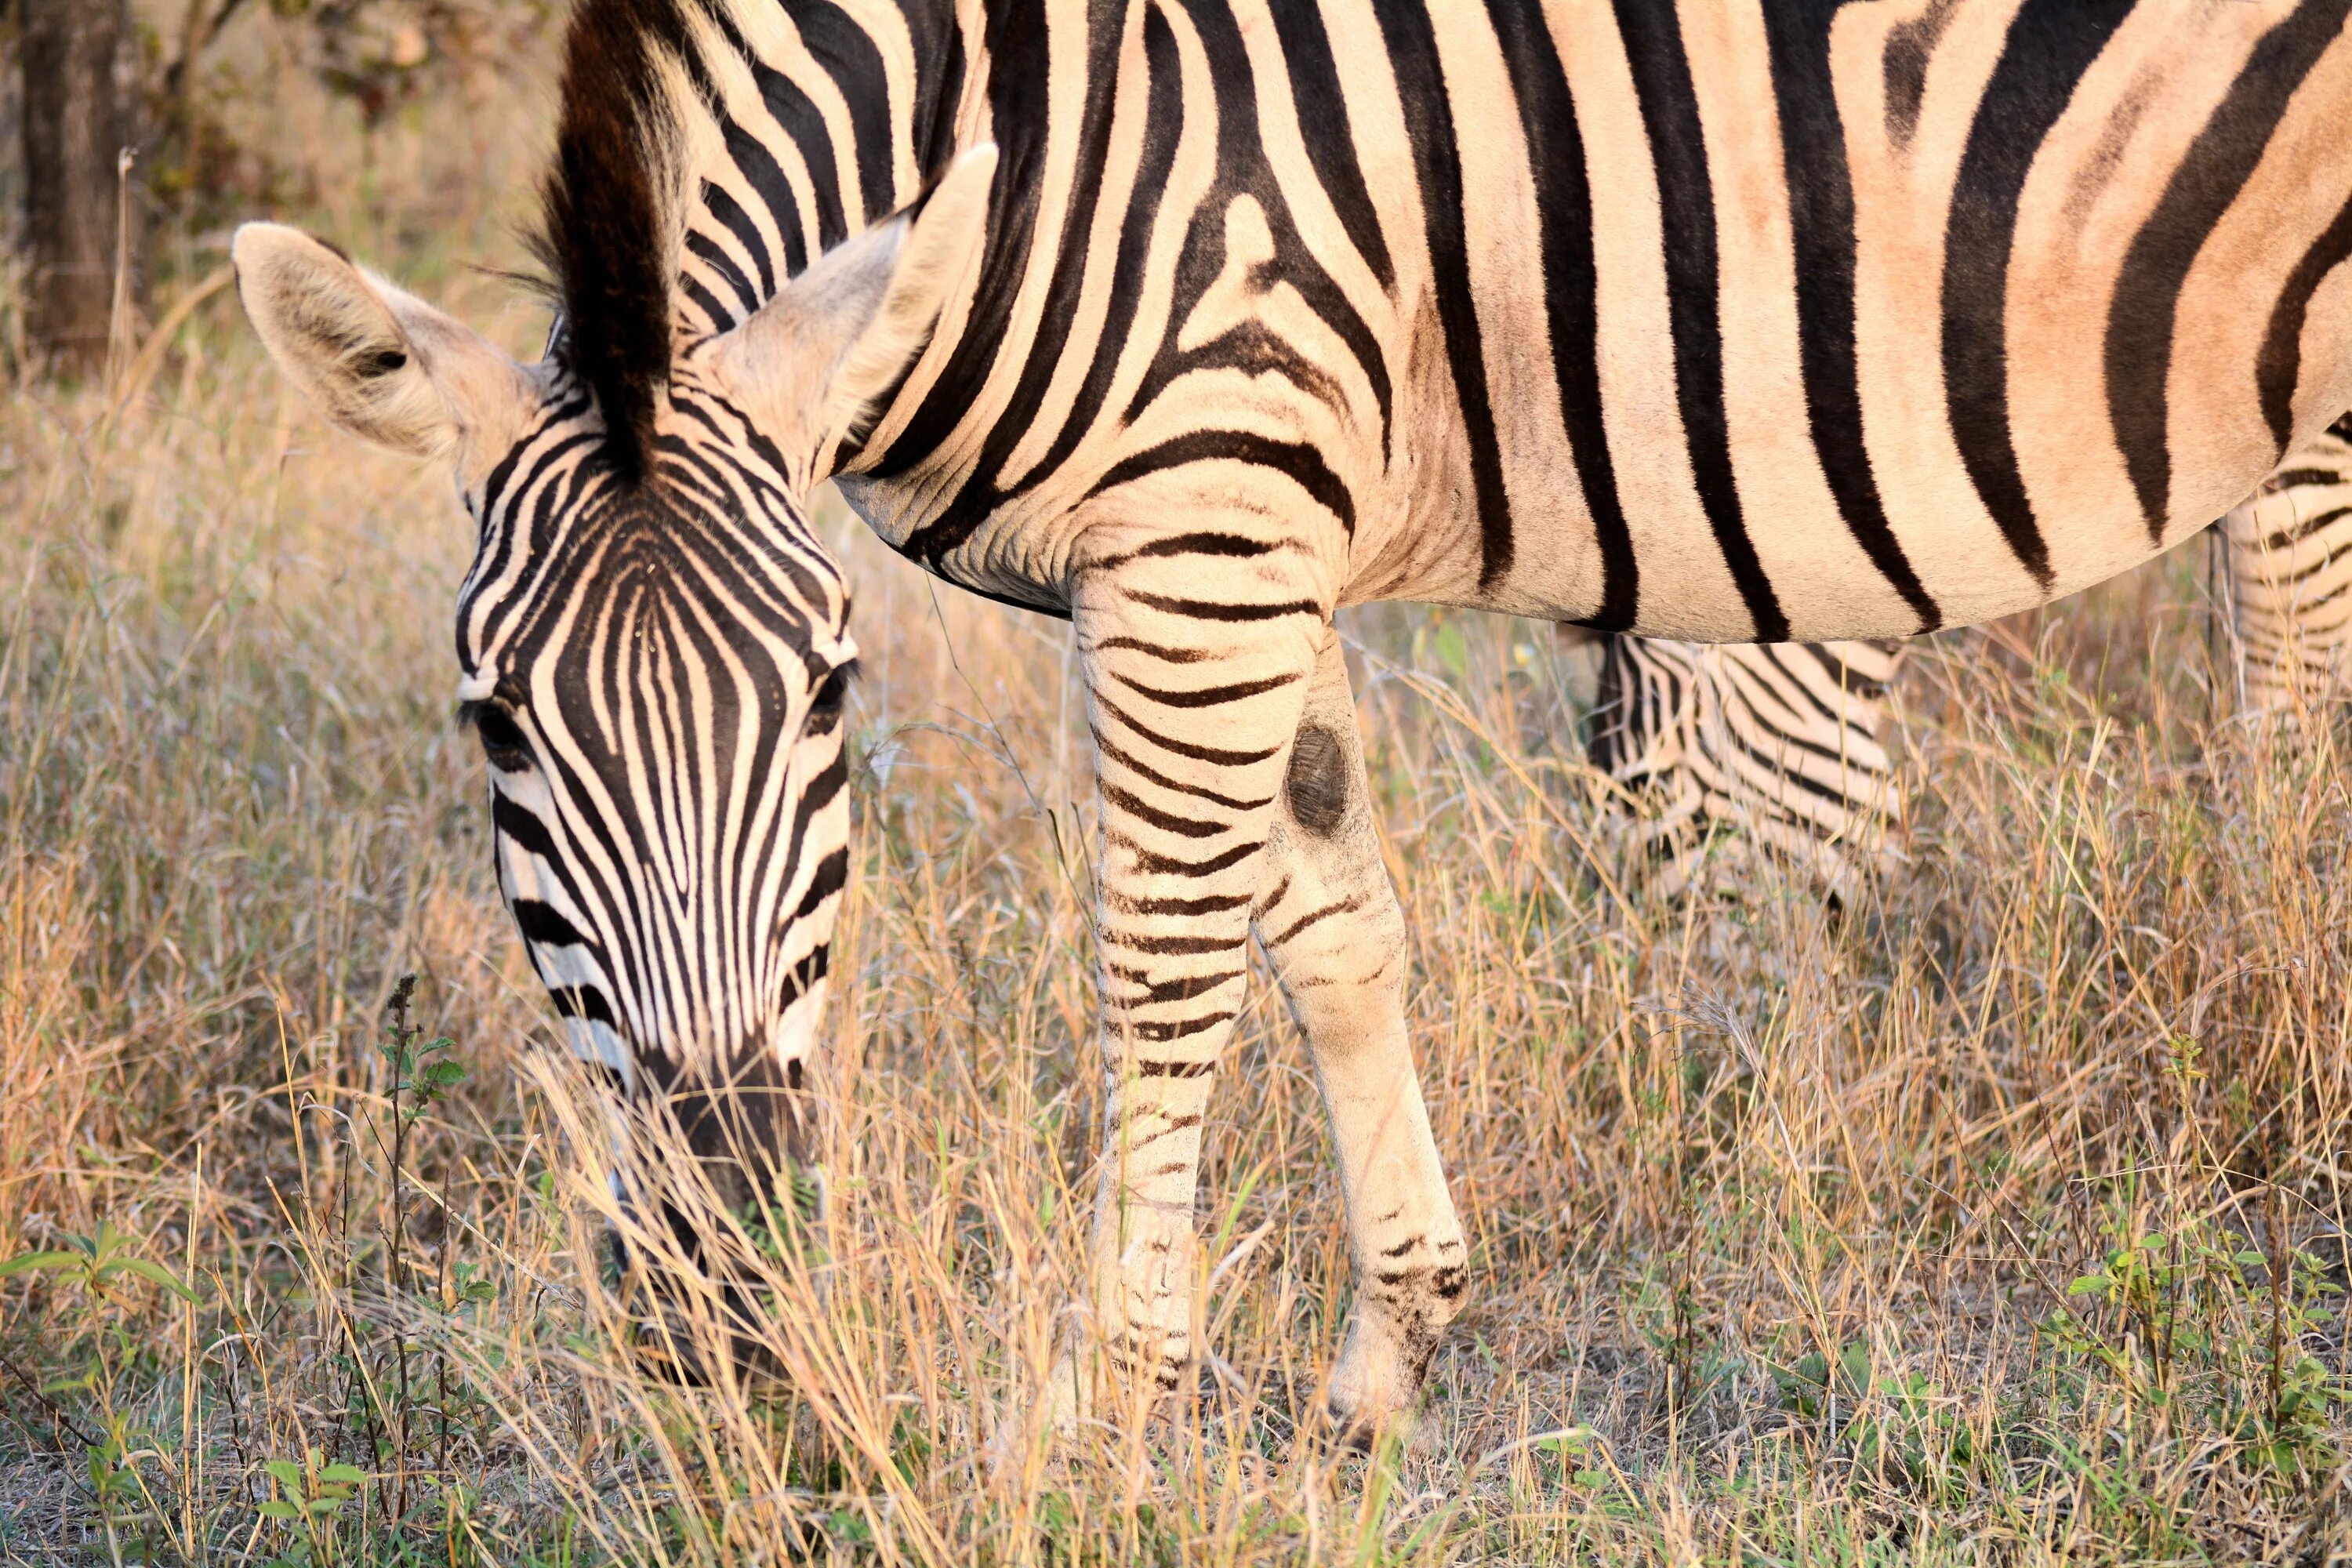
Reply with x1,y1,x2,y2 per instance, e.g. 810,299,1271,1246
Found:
5,19,2352,1566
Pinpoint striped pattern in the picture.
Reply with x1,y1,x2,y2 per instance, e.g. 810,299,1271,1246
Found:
1584,634,1906,901
234,0,2352,1437
1581,416,2352,902
2226,412,2352,711
454,354,858,1225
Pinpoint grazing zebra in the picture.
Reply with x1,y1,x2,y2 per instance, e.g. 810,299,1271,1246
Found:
233,0,2352,1439
1577,414,2352,899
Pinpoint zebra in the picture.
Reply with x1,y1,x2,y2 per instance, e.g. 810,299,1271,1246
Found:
231,0,2352,1439
1568,628,1908,900
2227,412,2352,710
1575,412,2352,899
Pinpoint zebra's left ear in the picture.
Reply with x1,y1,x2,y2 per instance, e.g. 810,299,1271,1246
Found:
704,144,998,472
233,223,535,466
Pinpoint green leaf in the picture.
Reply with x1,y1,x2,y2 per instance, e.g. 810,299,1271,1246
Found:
0,1250,83,1278
1432,619,1469,677
422,1061,466,1088
258,1501,304,1522
2067,1272,2111,1296
103,1258,203,1302
263,1459,303,1488
318,1463,366,1484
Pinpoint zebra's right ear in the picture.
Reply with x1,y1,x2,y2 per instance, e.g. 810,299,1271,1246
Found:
234,223,534,463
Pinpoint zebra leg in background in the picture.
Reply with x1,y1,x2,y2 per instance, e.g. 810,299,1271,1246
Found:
2223,414,2352,714
1254,627,1465,1443
1057,534,1325,1422
1583,634,1909,902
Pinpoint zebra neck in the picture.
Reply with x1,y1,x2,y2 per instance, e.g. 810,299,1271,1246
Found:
667,0,990,333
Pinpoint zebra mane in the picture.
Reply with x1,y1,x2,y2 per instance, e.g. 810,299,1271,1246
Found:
532,0,710,486
531,0,970,485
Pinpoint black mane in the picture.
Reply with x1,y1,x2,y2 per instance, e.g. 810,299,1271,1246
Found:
531,0,698,485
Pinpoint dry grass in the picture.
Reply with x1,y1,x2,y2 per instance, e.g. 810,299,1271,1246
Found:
5,61,2352,1568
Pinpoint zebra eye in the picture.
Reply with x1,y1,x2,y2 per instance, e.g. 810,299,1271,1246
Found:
805,661,857,732
464,702,534,773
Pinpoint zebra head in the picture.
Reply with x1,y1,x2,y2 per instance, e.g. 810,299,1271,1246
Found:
231,150,998,1236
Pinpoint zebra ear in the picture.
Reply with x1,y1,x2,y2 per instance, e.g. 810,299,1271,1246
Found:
233,223,532,463
706,144,998,469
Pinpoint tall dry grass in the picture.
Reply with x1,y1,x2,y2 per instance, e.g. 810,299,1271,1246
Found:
4,42,2352,1564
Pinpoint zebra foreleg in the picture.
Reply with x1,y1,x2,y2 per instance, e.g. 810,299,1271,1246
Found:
1051,542,1327,1428
1255,626,1465,1445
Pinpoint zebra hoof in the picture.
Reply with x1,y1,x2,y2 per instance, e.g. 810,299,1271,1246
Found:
1315,1399,1384,1456
1321,1316,1431,1452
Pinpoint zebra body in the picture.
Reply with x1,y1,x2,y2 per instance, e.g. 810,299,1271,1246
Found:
840,0,2352,646
234,0,2352,1436
1584,413,2352,898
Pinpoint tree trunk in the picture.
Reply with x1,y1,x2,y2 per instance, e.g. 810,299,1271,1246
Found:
21,0,136,379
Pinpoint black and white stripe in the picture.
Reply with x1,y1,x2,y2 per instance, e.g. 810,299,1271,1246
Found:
1577,415,2352,902
456,354,859,1226
1581,633,1905,902
2226,412,2352,711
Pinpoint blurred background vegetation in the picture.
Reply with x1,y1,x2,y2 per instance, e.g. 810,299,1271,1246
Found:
3,0,557,380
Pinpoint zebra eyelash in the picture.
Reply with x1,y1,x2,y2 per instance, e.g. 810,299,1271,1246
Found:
811,659,861,710
804,659,862,734
456,699,535,772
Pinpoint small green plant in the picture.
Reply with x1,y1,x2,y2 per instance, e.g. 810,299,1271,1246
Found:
0,1225,199,1563
382,976,469,1131
0,1222,198,1432
1629,1266,1730,1414
1773,1339,1872,1425
1531,1425,1620,1497
1772,1339,1972,1486
2050,1229,2201,1396
0,1221,202,1308
2042,1197,2346,1480
85,1416,169,1566
367,974,472,1527
260,1446,370,1567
